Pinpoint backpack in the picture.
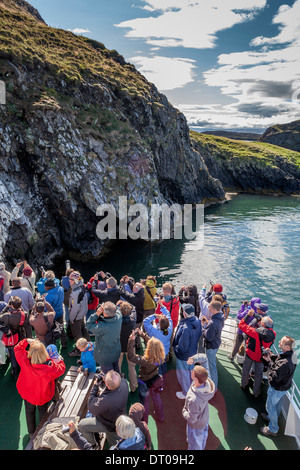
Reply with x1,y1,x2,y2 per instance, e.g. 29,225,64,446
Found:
1,311,25,347
44,315,64,346
77,285,86,304
221,300,230,320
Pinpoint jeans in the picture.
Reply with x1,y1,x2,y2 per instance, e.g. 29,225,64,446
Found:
206,348,218,390
187,424,208,450
78,416,118,447
138,376,164,423
176,357,192,395
265,385,287,434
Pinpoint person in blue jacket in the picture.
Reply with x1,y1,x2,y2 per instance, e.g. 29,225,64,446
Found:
143,298,173,388
37,270,61,295
76,338,97,375
173,303,202,399
44,279,67,348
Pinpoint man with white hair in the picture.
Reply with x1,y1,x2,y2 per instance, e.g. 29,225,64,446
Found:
239,309,276,398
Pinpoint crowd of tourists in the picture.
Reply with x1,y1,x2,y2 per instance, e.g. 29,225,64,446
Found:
0,259,297,450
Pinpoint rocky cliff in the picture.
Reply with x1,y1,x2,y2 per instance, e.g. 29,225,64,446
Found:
191,131,300,195
259,120,300,152
0,0,225,268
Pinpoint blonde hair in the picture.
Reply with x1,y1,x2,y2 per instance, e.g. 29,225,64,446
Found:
76,338,88,350
28,340,49,365
116,415,136,439
119,301,132,316
144,337,165,365
162,282,173,294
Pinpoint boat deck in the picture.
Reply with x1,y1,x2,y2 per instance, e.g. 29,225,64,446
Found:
0,330,298,451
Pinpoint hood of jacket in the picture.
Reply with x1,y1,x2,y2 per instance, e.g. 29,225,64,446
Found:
129,402,145,423
191,377,215,401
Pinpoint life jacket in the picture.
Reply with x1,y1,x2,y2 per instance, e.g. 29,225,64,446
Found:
221,298,230,320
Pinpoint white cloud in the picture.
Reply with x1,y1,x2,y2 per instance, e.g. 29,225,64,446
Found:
129,55,197,90
68,28,91,35
116,0,267,49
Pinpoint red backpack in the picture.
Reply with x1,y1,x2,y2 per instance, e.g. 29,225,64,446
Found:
2,311,25,347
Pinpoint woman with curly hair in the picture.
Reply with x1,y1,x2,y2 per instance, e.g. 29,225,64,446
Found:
127,330,165,424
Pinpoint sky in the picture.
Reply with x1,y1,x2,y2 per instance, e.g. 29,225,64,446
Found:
28,0,300,133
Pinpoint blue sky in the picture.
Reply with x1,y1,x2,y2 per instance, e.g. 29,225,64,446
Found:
29,0,300,133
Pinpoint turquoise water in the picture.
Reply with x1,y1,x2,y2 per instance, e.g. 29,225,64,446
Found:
59,193,300,387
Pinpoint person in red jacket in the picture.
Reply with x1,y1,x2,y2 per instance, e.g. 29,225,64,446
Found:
155,282,180,328
14,338,66,437
239,310,276,397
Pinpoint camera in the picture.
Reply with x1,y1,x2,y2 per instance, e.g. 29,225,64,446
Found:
61,425,70,434
65,260,71,270
134,328,140,338
261,347,270,357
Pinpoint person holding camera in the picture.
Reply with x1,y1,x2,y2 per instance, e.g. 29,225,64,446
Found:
86,301,122,373
11,261,36,295
239,309,276,397
0,296,32,379
68,271,90,358
78,369,129,448
4,278,34,314
127,329,165,424
91,272,121,304
29,296,55,344
260,336,297,436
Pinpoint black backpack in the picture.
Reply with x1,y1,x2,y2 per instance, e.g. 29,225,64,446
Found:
44,315,64,346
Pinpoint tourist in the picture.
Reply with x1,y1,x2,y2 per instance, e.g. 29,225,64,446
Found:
260,336,297,436
118,300,138,392
29,296,56,344
37,270,60,295
228,297,261,362
127,330,165,424
86,301,122,373
129,402,152,450
4,278,34,313
178,284,200,316
201,299,225,390
143,297,173,388
0,296,32,379
44,278,68,348
173,303,202,399
78,370,129,448
155,282,180,330
14,338,65,437
61,267,74,334
75,337,97,375
239,310,276,397
119,280,145,342
0,262,11,296
11,261,36,295
91,274,120,304
182,364,215,450
143,275,157,318
68,271,90,357
110,415,145,450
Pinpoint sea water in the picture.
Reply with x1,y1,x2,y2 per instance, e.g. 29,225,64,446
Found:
59,193,300,387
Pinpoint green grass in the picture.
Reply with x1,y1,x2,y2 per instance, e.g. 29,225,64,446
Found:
190,130,300,169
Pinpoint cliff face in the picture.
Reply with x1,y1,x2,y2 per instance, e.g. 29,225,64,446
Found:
259,120,300,153
0,1,224,267
191,131,300,195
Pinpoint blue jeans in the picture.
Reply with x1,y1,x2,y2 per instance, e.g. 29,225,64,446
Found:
176,358,192,395
206,348,218,390
187,424,208,450
266,385,287,434
138,376,164,423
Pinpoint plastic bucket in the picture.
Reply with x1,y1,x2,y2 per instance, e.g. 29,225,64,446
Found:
244,408,258,425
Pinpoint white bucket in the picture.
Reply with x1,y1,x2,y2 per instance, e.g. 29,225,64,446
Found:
237,353,245,365
244,408,258,425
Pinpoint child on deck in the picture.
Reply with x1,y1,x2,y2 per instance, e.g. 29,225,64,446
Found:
76,338,97,375
46,344,64,401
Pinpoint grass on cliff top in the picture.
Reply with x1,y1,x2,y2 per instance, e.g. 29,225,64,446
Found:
190,130,300,168
0,1,152,99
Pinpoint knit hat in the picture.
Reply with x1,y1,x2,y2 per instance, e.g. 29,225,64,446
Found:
213,284,223,293
23,266,33,277
44,279,55,288
46,344,60,361
254,302,268,313
182,303,195,316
